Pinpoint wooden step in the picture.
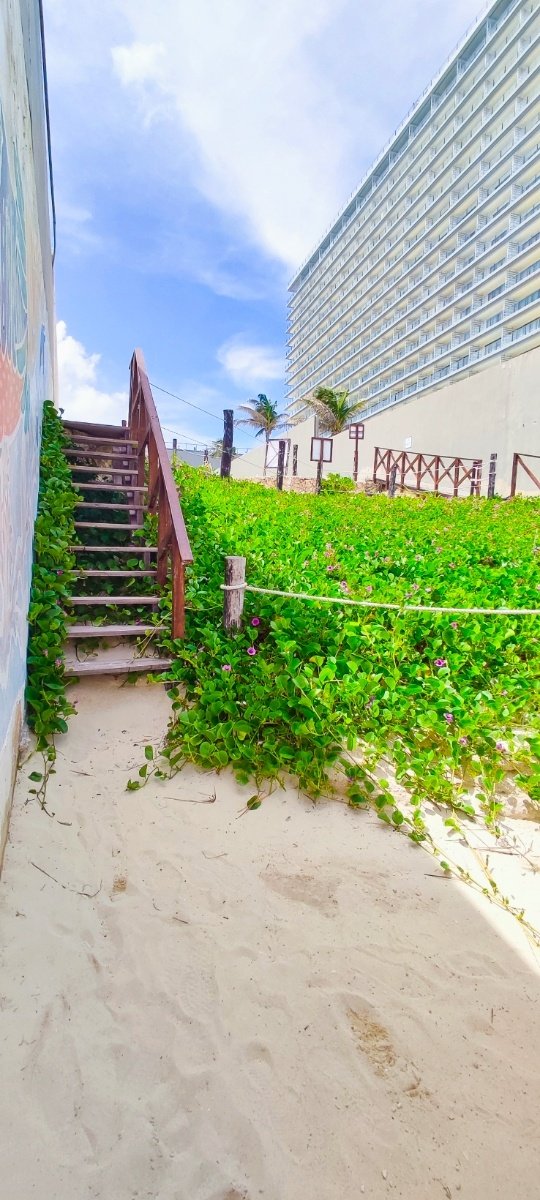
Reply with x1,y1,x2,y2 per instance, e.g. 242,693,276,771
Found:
64,655,173,677
74,521,139,530
70,545,157,553
67,435,139,447
76,501,146,511
70,465,139,476
75,569,158,578
77,482,147,493
67,623,165,638
66,448,137,462
63,420,129,436
70,595,159,605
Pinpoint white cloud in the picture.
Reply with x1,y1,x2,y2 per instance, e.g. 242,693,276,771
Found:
111,0,483,271
217,337,284,388
56,321,127,424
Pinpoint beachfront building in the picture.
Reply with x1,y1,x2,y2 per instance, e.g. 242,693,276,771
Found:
231,0,540,494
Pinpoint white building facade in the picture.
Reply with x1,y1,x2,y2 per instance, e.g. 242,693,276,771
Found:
287,0,540,433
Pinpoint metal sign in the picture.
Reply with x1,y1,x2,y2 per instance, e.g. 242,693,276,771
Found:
348,423,365,440
310,436,333,463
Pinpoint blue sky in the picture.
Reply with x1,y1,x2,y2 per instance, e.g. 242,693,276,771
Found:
45,0,486,450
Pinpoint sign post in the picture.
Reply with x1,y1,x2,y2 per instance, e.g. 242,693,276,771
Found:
310,436,333,493
348,422,365,483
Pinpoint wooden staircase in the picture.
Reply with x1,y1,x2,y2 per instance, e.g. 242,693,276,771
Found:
62,351,193,677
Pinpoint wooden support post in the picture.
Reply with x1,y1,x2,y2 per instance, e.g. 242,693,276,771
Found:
388,464,397,498
223,556,246,631
221,410,234,479
172,554,185,639
487,453,497,498
276,440,286,491
510,452,518,497
316,460,323,494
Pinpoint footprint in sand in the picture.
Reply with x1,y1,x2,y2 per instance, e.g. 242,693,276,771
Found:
347,1006,397,1076
262,869,337,914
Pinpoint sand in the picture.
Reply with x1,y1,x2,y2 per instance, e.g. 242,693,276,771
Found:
1,676,540,1200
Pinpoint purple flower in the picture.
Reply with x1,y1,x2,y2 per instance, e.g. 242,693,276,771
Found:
451,621,458,629
222,664,232,672
365,585,373,594
339,581,349,592
251,617,260,627
56,569,63,576
458,736,468,746
434,658,447,668
247,647,257,656
496,740,506,752
327,564,336,572
444,712,454,724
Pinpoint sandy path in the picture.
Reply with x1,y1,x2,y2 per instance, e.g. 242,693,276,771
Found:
1,677,539,1200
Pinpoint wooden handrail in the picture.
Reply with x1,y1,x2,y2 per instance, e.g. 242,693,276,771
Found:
128,349,193,638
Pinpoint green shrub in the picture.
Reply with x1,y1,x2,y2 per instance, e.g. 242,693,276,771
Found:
320,472,355,494
26,401,79,766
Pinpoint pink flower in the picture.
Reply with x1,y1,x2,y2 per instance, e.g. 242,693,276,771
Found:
251,617,260,627
222,664,232,671
451,621,458,629
339,581,349,592
247,647,257,656
458,736,468,746
434,658,447,668
365,585,373,594
496,740,507,752
56,569,63,576
444,712,454,724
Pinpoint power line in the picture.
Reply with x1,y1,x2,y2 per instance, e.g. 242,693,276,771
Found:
150,381,223,423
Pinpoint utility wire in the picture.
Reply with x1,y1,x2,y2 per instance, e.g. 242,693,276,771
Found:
150,381,223,423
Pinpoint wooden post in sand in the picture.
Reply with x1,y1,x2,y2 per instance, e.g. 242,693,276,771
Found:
223,556,246,631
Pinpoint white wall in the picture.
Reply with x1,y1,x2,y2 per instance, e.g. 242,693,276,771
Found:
232,345,540,497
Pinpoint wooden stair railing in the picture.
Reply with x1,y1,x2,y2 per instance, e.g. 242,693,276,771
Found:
128,349,193,638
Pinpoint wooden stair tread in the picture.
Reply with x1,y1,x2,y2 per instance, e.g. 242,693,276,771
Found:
70,465,138,476
76,501,146,511
65,657,172,677
67,435,139,447
63,420,129,435
75,569,157,577
66,449,137,462
67,623,165,637
70,595,159,605
74,521,139,530
70,545,157,553
77,482,147,493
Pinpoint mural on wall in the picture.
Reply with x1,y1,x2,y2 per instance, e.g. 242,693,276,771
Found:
0,0,53,752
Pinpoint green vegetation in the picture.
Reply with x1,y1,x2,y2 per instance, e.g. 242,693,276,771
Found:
138,467,540,845
320,473,356,494
25,401,79,805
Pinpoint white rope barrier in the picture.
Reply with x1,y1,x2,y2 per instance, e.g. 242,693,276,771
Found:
220,582,540,616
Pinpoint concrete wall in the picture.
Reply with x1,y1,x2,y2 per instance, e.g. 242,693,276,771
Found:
232,346,540,496
0,0,54,866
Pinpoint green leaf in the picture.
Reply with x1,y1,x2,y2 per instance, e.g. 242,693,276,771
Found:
28,771,43,782
144,745,154,761
247,796,262,810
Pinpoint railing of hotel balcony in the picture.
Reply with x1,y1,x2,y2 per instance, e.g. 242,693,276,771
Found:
289,131,540,374
290,75,540,334
288,230,540,410
288,198,540,394
290,0,534,297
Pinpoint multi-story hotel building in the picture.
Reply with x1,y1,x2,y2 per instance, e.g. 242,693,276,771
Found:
287,0,540,428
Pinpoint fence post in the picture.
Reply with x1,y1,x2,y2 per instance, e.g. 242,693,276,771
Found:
276,440,286,491
223,556,246,631
388,464,397,498
487,453,497,498
510,452,518,497
221,410,234,479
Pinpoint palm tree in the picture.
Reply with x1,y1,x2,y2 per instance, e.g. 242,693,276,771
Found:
235,394,283,475
288,386,366,435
